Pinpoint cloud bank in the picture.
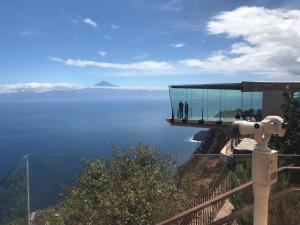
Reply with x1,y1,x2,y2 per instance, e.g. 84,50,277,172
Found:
49,7,300,78
0,83,167,93
181,6,300,76
0,83,81,93
49,57,173,71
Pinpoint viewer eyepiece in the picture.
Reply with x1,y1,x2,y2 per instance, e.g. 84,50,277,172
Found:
254,123,260,129
282,122,288,129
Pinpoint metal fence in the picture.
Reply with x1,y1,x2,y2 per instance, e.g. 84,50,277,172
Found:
156,167,300,225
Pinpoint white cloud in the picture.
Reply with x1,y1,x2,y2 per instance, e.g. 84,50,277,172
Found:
98,51,107,57
49,7,300,78
70,19,79,24
92,85,167,91
135,53,150,60
160,0,183,12
19,31,46,37
0,83,168,93
170,43,185,48
19,31,35,36
111,24,119,30
104,35,113,40
181,6,300,76
83,18,97,28
0,83,81,93
49,57,173,71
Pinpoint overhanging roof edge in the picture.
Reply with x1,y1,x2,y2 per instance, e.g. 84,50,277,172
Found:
169,83,241,90
170,81,300,91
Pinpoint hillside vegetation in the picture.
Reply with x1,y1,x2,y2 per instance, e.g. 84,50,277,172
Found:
32,145,196,225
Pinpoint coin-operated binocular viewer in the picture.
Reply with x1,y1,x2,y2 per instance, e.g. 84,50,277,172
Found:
233,116,287,225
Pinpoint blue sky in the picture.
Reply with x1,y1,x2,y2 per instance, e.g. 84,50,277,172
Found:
1,0,300,90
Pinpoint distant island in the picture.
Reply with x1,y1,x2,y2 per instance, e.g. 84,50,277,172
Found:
94,81,118,87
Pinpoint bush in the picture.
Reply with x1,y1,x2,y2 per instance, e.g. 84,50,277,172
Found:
270,92,300,155
39,145,190,225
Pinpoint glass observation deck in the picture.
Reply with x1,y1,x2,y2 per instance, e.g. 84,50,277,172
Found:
168,83,262,127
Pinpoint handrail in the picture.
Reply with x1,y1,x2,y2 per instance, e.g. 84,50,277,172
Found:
156,181,253,225
276,166,300,172
182,153,232,223
210,187,300,225
155,166,300,225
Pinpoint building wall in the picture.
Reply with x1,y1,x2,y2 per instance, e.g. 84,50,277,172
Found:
262,91,289,117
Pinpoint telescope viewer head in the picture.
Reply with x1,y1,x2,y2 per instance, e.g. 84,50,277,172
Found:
233,116,287,145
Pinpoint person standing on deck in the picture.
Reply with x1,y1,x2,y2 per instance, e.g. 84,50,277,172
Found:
178,101,184,118
184,101,189,119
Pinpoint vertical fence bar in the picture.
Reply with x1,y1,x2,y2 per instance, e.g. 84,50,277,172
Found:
26,155,31,225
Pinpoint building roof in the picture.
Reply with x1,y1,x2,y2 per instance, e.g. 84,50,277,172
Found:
170,81,300,92
169,83,241,90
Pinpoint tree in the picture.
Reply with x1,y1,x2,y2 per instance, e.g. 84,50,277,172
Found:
270,92,300,155
40,145,190,225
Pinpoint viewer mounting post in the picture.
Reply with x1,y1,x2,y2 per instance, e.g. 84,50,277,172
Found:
234,116,287,225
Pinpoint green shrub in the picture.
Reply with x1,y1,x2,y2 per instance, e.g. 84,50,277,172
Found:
39,145,190,225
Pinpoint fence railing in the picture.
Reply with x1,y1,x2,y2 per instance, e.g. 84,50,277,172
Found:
210,186,300,225
156,166,300,225
180,154,252,225
185,159,230,224
0,154,298,225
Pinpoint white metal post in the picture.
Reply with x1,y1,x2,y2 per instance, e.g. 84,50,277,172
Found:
234,116,286,225
252,148,278,225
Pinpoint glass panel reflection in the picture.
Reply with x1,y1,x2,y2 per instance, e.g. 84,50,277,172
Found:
169,87,263,122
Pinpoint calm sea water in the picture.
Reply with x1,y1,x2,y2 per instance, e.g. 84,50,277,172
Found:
0,91,201,179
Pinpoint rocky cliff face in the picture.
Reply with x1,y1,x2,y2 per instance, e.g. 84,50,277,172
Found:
176,128,229,192
192,130,209,142
194,129,227,154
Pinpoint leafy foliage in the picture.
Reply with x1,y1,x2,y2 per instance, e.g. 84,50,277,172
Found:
270,92,300,154
268,173,300,225
228,159,253,225
269,192,300,225
39,145,191,225
228,159,251,190
228,159,300,225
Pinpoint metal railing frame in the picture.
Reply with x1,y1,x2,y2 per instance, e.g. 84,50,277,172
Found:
156,166,300,225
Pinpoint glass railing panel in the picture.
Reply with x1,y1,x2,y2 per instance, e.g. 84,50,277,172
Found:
169,87,187,119
206,89,221,121
241,92,263,121
221,90,242,122
169,87,264,122
169,87,177,119
0,157,29,225
19,152,299,225
188,88,200,119
27,154,101,213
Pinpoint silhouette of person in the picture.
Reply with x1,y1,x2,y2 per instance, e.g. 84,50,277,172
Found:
235,111,241,120
184,101,189,119
178,101,184,119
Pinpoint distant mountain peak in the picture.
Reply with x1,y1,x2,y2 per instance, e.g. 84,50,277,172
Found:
94,81,118,87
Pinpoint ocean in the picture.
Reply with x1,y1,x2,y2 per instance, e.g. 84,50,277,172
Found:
0,88,202,180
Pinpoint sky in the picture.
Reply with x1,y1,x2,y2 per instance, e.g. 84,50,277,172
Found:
1,0,300,91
